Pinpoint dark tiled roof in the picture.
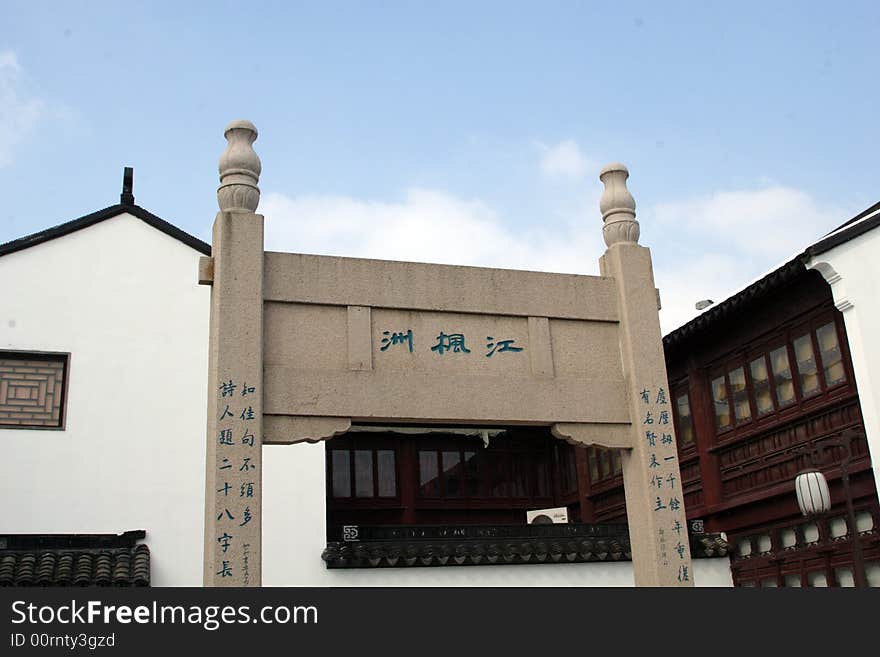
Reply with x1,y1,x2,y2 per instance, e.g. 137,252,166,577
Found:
322,523,729,569
0,532,150,587
0,546,150,587
808,199,880,256
663,256,805,351
0,203,210,258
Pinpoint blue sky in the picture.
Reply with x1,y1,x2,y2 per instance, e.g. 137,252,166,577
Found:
2,1,878,331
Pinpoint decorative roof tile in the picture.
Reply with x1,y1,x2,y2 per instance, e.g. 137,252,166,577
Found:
0,532,150,587
322,523,728,569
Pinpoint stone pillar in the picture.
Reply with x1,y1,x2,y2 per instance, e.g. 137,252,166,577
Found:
203,120,264,586
598,163,694,586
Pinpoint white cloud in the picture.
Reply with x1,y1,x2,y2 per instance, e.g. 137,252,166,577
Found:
652,186,834,259
0,51,45,167
655,254,744,335
536,139,593,181
261,187,605,276
651,185,841,333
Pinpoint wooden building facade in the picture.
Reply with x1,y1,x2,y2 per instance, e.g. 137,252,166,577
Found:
585,259,879,586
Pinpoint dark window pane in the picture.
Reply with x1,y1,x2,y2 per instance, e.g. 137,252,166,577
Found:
489,454,508,497
588,447,599,482
419,451,440,497
376,450,396,497
750,357,774,415
599,448,611,479
817,323,846,386
535,449,550,497
354,449,374,498
675,393,694,445
793,334,820,397
442,450,462,497
331,450,351,498
557,445,575,492
555,445,566,490
711,376,731,429
511,453,528,497
464,450,480,497
770,347,795,407
729,367,751,423
568,448,579,486
611,449,622,475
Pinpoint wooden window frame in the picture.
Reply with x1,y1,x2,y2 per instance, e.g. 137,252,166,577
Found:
710,368,736,435
416,438,486,502
671,384,697,455
327,430,570,518
415,435,558,508
327,435,402,508
586,445,623,487
707,312,853,443
812,316,850,393
748,352,776,419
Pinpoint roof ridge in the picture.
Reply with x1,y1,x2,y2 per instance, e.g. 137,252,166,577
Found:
0,203,211,258
820,198,880,237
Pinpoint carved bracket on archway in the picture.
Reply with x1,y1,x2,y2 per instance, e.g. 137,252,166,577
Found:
263,415,352,444
551,422,633,449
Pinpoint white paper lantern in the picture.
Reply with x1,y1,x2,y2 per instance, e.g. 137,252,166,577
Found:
795,469,831,516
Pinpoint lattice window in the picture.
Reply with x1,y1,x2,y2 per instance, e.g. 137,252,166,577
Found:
0,351,69,429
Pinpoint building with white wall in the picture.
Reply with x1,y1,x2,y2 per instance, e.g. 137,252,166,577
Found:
0,173,211,586
807,201,880,503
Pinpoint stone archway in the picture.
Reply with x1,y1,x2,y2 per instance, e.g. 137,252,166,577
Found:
201,121,692,586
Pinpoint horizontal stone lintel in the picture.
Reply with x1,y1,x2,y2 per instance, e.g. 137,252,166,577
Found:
264,369,630,425
263,252,619,321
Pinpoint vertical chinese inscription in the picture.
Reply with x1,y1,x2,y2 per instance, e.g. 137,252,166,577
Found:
641,385,690,581
213,378,260,585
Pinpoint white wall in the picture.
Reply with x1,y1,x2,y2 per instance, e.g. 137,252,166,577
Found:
262,442,733,587
0,213,210,586
808,225,880,500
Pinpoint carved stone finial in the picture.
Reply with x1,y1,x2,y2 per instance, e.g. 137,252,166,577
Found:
599,162,639,247
218,119,261,212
